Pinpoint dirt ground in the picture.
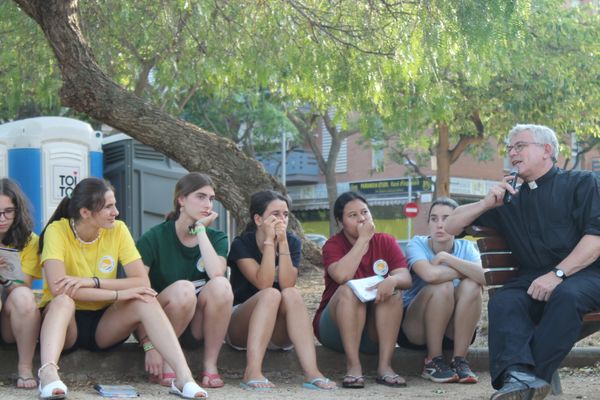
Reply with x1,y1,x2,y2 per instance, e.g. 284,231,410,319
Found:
1,368,599,400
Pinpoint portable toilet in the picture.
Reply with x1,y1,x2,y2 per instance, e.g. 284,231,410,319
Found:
0,116,103,233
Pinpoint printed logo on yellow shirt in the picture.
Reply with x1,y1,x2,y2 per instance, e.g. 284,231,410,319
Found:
98,256,116,273
196,257,205,273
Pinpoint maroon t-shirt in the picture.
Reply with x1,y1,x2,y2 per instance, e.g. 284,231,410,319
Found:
312,232,407,338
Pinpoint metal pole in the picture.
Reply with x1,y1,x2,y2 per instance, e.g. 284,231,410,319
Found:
281,131,287,186
407,176,412,240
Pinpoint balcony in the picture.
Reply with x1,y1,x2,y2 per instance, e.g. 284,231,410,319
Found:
257,149,320,184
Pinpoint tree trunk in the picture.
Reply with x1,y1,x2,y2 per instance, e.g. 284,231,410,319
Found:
435,123,451,198
13,0,322,269
290,112,341,235
324,166,339,235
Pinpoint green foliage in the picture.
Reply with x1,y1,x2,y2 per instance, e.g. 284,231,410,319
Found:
0,3,62,120
181,89,299,155
367,0,599,169
3,0,597,170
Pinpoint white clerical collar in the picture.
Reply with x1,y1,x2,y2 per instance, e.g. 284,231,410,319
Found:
527,181,538,189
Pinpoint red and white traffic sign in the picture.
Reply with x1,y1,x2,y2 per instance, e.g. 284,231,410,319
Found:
403,202,419,218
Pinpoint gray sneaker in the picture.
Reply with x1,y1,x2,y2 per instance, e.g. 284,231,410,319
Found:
451,356,478,384
422,356,459,383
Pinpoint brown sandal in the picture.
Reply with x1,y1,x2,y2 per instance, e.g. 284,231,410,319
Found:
15,376,38,390
342,375,365,389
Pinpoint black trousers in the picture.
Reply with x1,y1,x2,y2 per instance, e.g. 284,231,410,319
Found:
488,267,600,389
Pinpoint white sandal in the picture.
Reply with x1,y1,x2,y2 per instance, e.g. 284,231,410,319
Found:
38,362,68,400
169,380,208,399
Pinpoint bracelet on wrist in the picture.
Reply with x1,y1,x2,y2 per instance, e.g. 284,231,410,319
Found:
188,223,206,235
1,279,13,288
278,251,291,255
263,241,274,246
143,342,155,352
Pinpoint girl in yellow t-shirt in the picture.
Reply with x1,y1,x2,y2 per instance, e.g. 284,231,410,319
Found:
0,178,41,390
37,177,206,400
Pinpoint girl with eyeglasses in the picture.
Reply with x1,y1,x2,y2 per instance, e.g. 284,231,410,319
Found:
0,177,41,390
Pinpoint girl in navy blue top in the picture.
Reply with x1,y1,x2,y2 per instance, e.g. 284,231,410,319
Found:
227,190,335,391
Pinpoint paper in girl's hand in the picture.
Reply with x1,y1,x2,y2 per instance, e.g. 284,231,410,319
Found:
0,247,24,283
347,275,384,302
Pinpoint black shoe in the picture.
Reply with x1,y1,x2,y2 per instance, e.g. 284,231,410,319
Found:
490,371,550,400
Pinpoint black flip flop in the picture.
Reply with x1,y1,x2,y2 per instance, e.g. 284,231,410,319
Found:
15,376,38,389
342,375,365,389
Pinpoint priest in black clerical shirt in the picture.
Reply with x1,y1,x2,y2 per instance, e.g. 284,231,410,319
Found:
444,124,600,400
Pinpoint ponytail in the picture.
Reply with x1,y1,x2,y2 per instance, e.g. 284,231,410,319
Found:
38,197,71,254
38,177,113,254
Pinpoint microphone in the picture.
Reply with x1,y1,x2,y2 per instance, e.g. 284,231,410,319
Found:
503,169,519,205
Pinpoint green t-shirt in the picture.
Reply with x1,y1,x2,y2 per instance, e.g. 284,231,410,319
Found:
136,220,229,293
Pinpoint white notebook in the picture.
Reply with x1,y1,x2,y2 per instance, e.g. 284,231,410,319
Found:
0,247,24,283
347,275,384,302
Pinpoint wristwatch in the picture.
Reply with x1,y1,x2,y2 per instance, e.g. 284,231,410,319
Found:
552,268,567,280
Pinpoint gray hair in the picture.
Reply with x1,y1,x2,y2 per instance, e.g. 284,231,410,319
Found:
508,124,558,161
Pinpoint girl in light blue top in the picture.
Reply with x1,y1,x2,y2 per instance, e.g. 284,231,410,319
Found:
398,197,483,385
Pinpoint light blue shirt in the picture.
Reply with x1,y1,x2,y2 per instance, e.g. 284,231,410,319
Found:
402,235,481,306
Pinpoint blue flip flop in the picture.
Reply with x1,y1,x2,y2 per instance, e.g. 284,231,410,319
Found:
302,377,336,390
240,378,274,391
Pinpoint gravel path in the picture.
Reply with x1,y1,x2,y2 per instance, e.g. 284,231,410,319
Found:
1,369,598,400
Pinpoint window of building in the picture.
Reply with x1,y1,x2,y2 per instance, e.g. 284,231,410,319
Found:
371,139,385,172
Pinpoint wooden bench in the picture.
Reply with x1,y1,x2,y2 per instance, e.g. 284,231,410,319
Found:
467,225,600,395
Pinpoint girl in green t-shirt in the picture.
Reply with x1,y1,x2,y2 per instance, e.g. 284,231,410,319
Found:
136,172,232,389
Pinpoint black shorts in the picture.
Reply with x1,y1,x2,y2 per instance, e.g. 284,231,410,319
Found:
397,328,458,351
66,309,128,353
396,306,477,350
179,324,202,350
0,323,13,346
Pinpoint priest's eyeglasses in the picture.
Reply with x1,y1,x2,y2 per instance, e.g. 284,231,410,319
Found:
505,141,545,153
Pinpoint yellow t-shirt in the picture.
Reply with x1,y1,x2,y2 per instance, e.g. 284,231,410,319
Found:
20,233,42,279
40,218,141,310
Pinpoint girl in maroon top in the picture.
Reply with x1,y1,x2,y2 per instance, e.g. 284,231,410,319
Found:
313,192,411,388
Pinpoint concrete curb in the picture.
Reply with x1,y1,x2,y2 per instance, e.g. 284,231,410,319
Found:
1,345,599,380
